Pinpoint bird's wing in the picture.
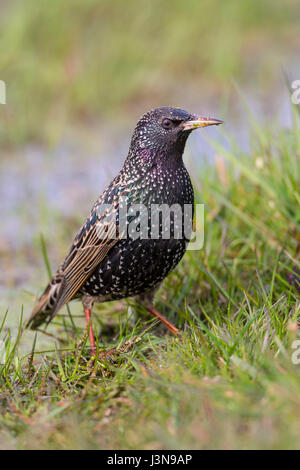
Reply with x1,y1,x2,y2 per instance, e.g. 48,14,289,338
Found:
51,197,124,317
26,179,130,329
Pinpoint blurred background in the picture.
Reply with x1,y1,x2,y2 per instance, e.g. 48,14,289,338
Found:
0,0,299,335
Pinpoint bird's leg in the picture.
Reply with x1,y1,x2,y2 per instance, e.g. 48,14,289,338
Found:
146,306,180,335
84,307,97,354
83,307,117,361
136,289,180,336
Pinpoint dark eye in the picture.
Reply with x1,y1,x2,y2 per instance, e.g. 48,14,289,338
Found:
162,118,173,129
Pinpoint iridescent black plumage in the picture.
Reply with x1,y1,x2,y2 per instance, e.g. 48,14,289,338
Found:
27,107,222,335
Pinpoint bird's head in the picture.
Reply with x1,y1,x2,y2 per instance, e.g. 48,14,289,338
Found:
128,106,223,168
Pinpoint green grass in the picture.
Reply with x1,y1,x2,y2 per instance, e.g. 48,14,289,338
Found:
1,106,300,449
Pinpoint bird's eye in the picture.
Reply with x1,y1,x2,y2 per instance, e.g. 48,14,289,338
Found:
162,118,173,129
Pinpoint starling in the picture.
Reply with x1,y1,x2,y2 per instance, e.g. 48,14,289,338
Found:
26,107,222,351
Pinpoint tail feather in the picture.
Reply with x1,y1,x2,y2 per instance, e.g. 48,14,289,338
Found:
26,276,64,329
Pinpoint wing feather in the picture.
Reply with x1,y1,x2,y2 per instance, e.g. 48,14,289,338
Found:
51,201,124,316
27,175,132,328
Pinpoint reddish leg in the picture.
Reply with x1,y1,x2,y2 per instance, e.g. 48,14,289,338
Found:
147,307,180,335
84,308,97,354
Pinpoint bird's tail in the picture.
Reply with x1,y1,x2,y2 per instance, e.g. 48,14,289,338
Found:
26,275,64,330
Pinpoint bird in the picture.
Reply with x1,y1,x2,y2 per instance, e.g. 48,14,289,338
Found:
26,107,222,353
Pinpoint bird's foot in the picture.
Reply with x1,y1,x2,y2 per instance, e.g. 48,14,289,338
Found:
88,346,117,362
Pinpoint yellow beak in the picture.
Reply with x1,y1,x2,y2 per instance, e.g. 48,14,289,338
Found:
183,116,223,131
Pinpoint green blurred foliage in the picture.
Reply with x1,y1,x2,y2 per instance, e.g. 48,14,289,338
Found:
0,0,299,145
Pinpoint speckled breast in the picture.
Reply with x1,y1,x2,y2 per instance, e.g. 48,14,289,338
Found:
79,164,194,301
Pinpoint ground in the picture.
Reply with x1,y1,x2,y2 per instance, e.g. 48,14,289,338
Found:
1,106,300,449
1,0,300,450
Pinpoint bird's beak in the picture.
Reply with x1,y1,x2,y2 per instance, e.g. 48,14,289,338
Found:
182,116,223,131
